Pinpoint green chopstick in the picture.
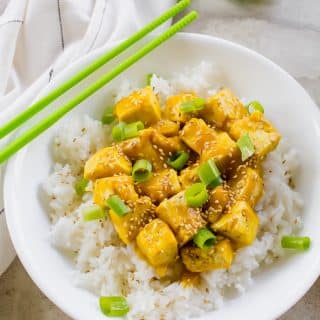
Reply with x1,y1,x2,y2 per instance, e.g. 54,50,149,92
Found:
0,11,198,164
0,0,191,139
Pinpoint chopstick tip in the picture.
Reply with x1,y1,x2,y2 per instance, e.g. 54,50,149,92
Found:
190,10,199,19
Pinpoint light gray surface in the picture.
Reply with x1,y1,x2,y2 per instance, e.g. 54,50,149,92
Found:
1,258,320,320
1,0,319,319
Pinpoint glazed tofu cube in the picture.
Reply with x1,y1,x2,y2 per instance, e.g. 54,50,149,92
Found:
93,175,138,208
137,169,181,203
84,146,132,180
180,118,217,154
156,191,206,246
119,128,154,158
136,219,178,268
181,239,234,272
229,111,281,158
229,167,263,207
110,196,155,244
212,201,259,247
203,185,229,224
200,132,241,173
164,93,198,123
199,88,248,129
152,119,180,137
179,164,200,189
120,129,164,170
151,131,186,155
114,86,161,125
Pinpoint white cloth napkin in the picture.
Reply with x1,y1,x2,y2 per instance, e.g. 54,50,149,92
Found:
0,0,174,275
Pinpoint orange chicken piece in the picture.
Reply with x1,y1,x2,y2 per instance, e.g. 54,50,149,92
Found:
156,191,206,246
180,118,217,154
164,93,199,123
179,164,200,189
151,131,186,155
84,146,132,180
152,119,180,137
181,239,234,272
93,176,138,208
229,167,263,207
199,88,248,129
119,129,164,171
212,201,259,248
136,219,178,271
203,185,229,223
114,86,161,125
109,196,155,244
200,132,241,173
137,169,181,203
229,111,281,158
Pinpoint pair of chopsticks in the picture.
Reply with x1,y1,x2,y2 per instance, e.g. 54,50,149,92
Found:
0,0,197,164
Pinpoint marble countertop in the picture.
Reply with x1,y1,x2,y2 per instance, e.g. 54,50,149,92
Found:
1,0,319,319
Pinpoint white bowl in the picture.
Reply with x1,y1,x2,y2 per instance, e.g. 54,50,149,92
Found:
4,33,320,320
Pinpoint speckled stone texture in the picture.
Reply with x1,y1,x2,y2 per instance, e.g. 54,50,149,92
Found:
1,0,319,319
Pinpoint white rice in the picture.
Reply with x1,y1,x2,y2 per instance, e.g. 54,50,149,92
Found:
42,63,303,319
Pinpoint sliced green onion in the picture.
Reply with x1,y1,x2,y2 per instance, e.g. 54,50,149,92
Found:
281,236,311,251
193,228,217,249
82,205,106,221
246,101,264,114
101,106,115,124
147,73,154,85
179,98,206,113
99,296,129,317
132,159,152,182
75,178,89,196
112,122,126,142
112,121,144,141
237,133,255,161
123,121,144,139
167,151,189,170
198,159,222,188
106,195,131,217
185,182,208,208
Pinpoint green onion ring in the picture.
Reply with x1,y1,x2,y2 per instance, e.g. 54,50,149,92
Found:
281,236,311,251
99,296,129,317
237,133,255,161
132,159,152,182
198,159,222,188
179,98,206,113
106,195,131,217
193,228,217,249
167,151,189,170
185,182,208,208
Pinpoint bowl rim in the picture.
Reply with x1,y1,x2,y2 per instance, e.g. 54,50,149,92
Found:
4,32,320,320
